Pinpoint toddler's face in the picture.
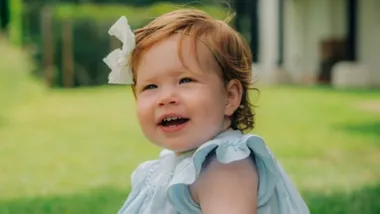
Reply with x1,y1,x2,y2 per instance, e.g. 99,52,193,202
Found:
134,35,231,152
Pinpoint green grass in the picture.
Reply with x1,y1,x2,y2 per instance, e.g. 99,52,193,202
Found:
1,37,380,213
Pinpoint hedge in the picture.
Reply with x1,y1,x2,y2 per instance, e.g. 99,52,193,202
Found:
29,3,229,87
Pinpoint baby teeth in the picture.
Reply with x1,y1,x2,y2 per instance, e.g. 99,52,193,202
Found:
164,117,179,122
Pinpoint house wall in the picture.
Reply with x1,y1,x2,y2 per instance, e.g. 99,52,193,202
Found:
258,0,278,72
282,0,380,86
258,0,380,86
283,0,306,81
358,0,380,86
283,0,346,82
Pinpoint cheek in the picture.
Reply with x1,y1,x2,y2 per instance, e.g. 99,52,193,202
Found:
136,96,154,126
192,88,226,120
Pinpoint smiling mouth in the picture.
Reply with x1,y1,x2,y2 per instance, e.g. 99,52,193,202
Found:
159,117,190,127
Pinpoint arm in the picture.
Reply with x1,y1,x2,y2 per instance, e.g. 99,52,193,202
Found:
190,156,258,214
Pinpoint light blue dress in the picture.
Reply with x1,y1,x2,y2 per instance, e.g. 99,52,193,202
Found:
118,130,310,214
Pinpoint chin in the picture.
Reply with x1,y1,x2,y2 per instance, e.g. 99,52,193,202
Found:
158,140,197,153
164,143,193,153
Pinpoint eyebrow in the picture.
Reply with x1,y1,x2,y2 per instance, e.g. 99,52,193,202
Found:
137,67,195,84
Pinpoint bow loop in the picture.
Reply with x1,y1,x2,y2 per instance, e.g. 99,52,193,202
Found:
103,16,135,85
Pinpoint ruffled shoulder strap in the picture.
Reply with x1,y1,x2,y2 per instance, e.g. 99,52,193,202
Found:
167,131,309,214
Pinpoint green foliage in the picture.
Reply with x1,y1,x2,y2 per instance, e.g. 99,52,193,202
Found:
54,2,229,24
27,3,228,87
8,0,23,45
22,0,222,6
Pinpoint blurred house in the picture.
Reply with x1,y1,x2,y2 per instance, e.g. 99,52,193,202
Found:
257,0,380,88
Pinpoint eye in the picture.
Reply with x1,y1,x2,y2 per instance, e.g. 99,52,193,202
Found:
179,77,193,84
143,84,157,90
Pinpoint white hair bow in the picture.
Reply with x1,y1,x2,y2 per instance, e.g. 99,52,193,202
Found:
103,16,136,85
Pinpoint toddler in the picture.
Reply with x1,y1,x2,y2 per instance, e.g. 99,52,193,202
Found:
103,8,310,214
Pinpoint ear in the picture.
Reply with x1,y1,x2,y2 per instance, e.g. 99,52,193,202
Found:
224,79,243,116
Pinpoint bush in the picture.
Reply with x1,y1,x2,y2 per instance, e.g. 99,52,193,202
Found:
27,3,228,87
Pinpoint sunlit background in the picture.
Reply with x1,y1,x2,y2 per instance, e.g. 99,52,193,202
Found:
1,0,380,213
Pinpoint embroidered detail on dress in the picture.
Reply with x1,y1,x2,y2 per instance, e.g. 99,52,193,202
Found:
218,139,247,152
145,161,160,200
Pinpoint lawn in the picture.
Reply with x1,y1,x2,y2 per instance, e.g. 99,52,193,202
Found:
1,38,380,213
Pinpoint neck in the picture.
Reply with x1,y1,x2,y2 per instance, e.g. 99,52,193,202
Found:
174,118,232,156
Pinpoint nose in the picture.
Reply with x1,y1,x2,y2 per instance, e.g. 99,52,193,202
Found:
157,86,179,107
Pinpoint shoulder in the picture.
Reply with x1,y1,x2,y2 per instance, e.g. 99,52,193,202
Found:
167,131,310,213
190,153,258,213
167,131,279,211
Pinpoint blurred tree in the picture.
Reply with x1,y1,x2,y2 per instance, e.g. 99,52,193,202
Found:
28,2,228,87
23,0,220,6
233,0,244,32
250,0,259,62
233,0,259,62
18,0,239,88
0,0,10,30
9,0,23,45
